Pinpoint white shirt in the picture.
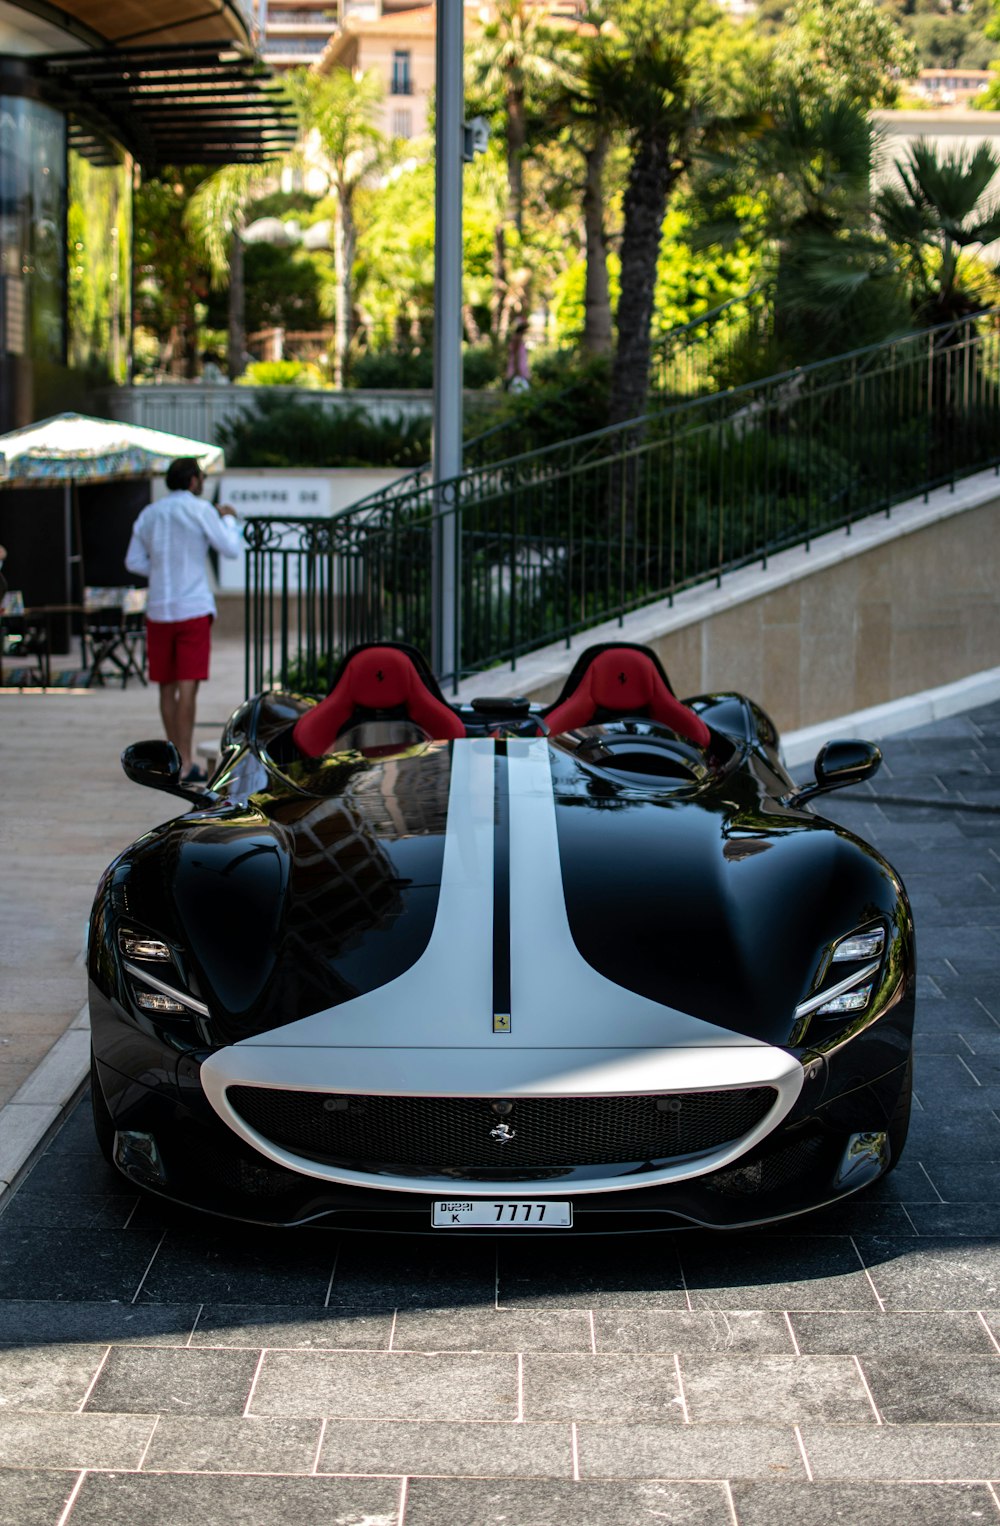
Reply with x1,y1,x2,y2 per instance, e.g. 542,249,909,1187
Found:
125,490,242,623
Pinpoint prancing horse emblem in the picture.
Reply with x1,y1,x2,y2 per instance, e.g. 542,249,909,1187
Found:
489,1121,516,1145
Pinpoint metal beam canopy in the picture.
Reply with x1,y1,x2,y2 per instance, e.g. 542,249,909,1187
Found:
45,42,296,168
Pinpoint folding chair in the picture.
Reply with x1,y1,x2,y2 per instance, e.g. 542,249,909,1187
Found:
0,591,50,687
83,587,147,688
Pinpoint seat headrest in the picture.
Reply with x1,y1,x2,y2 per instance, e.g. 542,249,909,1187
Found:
292,644,466,757
543,643,711,749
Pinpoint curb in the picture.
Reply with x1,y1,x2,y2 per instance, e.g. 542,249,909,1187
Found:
0,1006,91,1206
781,664,1000,768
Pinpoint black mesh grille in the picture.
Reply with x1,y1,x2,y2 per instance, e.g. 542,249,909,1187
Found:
226,1086,778,1174
702,1132,828,1196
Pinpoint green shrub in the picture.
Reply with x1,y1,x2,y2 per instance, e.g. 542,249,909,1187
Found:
349,344,500,391
239,359,323,387
216,393,431,468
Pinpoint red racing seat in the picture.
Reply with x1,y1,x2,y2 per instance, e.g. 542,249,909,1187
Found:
544,643,711,749
293,643,466,757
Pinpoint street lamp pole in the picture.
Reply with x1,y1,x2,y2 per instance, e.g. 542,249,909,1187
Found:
430,0,463,684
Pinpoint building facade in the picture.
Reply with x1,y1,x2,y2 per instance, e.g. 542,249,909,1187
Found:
0,0,291,433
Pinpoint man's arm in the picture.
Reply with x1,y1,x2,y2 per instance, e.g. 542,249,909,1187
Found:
199,501,243,561
124,516,150,577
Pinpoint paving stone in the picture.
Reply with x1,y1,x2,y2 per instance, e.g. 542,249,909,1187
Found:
0,1228,163,1301
251,1350,519,1421
679,1355,871,1424
758,1201,915,1236
0,1469,80,1526
0,1300,197,1349
730,1481,999,1524
801,1422,1000,1479
15,1149,130,1197
496,1242,686,1310
0,1343,107,1412
318,1419,573,1478
576,1423,803,1480
860,1354,1000,1423
905,1112,1000,1159
904,1204,1000,1236
137,1229,335,1306
0,1412,154,1470
190,1305,392,1350
789,1312,994,1356
84,1346,260,1415
522,1354,684,1423
856,1236,1000,1309
924,1163,1000,1203
327,1241,495,1310
591,1310,793,1355
67,1472,401,1526
402,1478,732,1525
0,1192,137,1230
679,1236,878,1311
142,1415,321,1474
393,1309,592,1353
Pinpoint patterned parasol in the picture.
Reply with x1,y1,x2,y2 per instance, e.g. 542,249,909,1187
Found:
0,413,224,484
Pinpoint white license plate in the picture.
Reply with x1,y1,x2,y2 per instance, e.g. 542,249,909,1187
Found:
432,1199,573,1228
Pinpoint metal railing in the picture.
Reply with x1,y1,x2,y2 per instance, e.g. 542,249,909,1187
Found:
244,310,1000,696
649,284,773,398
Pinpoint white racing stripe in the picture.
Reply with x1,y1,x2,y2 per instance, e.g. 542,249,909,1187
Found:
200,738,803,1193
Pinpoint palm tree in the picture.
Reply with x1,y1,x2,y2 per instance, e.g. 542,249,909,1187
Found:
588,16,718,427
468,0,574,240
547,25,616,355
875,141,1000,324
185,163,281,380
285,67,387,385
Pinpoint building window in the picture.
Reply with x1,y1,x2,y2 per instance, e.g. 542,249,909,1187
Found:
391,109,412,139
391,50,412,95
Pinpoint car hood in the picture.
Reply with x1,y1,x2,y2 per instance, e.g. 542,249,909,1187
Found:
126,737,902,1055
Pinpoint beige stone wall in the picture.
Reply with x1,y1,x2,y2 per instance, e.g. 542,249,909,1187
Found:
644,497,1000,733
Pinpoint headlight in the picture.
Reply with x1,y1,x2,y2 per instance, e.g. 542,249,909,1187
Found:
122,960,210,1019
791,922,886,1041
118,929,172,961
831,928,885,963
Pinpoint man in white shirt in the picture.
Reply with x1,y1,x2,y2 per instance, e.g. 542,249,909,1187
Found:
125,458,241,783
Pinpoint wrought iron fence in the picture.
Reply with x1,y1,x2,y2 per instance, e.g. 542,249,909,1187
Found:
649,284,774,399
244,310,1000,696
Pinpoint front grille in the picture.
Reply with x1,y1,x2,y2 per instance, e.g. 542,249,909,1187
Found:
226,1086,778,1174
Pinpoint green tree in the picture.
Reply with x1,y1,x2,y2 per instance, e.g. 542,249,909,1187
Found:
285,67,388,386
695,90,908,362
133,169,210,379
774,0,919,109
468,0,574,239
875,140,1000,321
185,162,281,380
587,0,728,426
545,23,618,355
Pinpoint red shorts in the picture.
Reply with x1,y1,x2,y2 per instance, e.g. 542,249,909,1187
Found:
146,616,212,684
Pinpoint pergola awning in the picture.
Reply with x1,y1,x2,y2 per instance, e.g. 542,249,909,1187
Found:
45,42,297,168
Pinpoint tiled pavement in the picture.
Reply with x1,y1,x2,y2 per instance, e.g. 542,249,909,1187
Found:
2,706,1000,1524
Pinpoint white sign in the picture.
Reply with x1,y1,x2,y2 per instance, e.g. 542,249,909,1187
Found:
220,474,335,518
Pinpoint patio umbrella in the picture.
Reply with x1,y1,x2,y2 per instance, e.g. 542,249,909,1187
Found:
0,412,224,606
0,411,223,484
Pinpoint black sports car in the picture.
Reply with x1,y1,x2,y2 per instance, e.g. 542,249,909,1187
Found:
88,641,915,1232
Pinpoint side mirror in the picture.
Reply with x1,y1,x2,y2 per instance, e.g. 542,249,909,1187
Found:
789,738,882,807
121,740,216,806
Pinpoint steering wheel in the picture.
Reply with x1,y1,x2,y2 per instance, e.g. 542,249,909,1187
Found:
489,714,550,740
573,718,700,763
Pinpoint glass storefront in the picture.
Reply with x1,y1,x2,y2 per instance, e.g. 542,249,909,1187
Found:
67,128,132,385
0,93,66,367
